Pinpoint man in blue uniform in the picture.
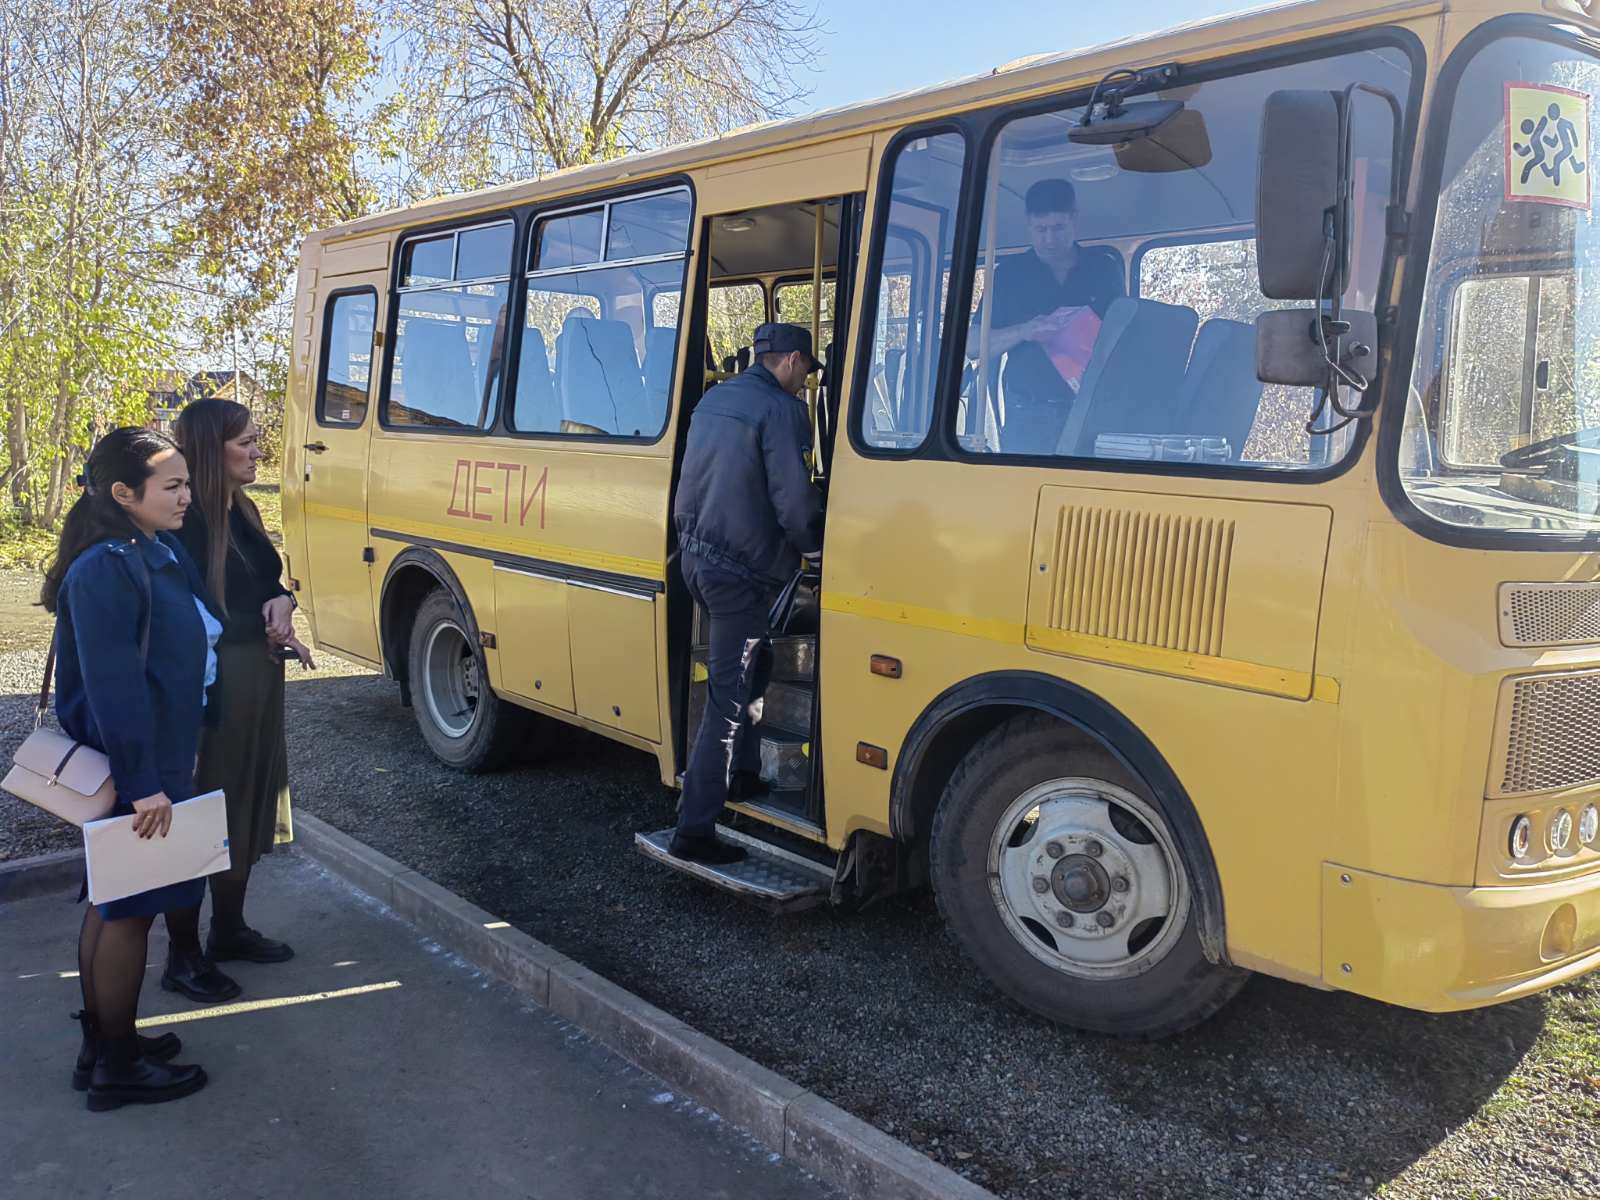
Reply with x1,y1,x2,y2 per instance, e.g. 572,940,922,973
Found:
969,178,1125,453
671,323,824,864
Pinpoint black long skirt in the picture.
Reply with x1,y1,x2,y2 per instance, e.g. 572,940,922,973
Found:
196,642,292,877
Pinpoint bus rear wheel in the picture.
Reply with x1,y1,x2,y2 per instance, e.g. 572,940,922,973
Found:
929,714,1246,1038
408,588,531,772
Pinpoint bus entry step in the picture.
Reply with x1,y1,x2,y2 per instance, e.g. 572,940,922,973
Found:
635,826,832,912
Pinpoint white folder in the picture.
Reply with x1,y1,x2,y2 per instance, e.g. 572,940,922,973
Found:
83,789,231,906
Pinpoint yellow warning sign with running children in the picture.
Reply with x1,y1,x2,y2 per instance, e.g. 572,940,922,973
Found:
1506,82,1591,209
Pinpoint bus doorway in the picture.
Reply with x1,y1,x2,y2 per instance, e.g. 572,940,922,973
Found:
651,193,862,891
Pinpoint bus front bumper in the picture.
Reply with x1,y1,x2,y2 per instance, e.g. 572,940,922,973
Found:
1321,863,1600,1011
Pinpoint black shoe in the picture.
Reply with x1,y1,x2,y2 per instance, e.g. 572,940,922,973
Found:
71,1011,180,1092
86,1037,206,1112
729,771,771,803
207,925,294,964
669,833,748,866
160,950,242,1004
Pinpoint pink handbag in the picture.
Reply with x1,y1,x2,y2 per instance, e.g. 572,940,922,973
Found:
4,562,151,827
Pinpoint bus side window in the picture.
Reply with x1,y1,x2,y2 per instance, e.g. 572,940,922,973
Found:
386,220,514,431
857,131,967,452
511,188,692,440
318,291,376,426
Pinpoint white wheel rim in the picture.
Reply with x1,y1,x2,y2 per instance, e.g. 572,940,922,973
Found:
986,777,1190,980
421,619,478,740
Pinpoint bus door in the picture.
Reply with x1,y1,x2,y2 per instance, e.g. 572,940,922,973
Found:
301,243,387,662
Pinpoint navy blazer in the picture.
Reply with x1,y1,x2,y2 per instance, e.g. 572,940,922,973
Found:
54,533,221,807
672,363,824,586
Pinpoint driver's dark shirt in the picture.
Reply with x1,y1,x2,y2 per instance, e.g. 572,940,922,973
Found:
981,246,1125,409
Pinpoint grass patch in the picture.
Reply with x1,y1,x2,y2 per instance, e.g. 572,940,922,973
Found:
0,507,58,571
245,464,284,544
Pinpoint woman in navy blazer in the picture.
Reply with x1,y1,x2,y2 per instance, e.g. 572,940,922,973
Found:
41,428,226,1111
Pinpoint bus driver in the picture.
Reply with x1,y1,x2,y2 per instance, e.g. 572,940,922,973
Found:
967,178,1124,454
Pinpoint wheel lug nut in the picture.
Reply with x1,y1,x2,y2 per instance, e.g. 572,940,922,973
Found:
1113,876,1130,893
1085,839,1103,858
1055,912,1074,929
1045,841,1065,859
1032,877,1050,894
1095,911,1115,928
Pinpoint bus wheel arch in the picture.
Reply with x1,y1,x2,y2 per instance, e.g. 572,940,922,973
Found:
378,548,533,773
891,671,1228,969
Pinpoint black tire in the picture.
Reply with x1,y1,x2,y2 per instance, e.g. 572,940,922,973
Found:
407,587,531,773
929,713,1247,1038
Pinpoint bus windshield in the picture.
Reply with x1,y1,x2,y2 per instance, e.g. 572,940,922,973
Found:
1400,33,1600,535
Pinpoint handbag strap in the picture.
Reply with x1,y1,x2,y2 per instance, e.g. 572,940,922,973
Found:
36,544,155,726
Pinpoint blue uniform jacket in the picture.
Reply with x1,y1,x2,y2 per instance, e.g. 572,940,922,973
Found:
54,533,220,807
672,364,824,586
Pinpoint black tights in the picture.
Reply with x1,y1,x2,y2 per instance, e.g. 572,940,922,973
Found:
77,906,155,1040
208,867,251,934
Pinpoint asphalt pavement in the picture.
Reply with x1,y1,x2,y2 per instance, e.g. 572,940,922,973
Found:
1,852,840,1200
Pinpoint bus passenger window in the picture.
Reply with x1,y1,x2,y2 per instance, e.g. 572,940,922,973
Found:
706,282,765,370
512,187,692,439
387,219,514,431
957,45,1407,467
318,291,375,426
858,131,965,452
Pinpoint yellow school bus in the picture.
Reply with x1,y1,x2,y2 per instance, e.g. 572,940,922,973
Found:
284,0,1600,1035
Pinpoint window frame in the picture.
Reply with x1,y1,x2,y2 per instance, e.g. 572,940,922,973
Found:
846,26,1426,484
1378,16,1600,550
505,180,695,445
848,122,971,460
315,285,378,429
379,212,520,437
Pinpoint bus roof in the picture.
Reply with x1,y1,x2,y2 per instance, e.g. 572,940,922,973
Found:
321,0,1448,244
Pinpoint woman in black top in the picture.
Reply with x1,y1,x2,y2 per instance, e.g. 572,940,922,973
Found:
173,399,313,978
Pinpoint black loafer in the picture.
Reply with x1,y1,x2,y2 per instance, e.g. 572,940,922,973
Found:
160,952,242,1004
207,926,294,964
668,833,748,866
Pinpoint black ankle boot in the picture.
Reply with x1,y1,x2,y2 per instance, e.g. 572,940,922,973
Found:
86,1034,206,1112
160,949,241,1004
71,1011,181,1092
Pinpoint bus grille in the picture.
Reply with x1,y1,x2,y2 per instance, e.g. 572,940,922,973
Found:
1042,506,1233,657
1499,582,1600,647
1496,670,1600,796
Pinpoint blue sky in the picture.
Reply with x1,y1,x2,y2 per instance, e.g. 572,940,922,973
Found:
800,0,1233,113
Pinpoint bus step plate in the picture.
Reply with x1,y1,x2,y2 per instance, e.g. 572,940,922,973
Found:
635,827,831,912
769,636,815,683
756,681,813,737
759,731,810,791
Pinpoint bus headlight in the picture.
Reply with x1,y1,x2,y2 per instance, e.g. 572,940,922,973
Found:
1510,815,1534,861
1580,804,1599,847
1549,809,1575,854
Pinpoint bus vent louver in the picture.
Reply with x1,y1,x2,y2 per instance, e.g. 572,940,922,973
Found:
1499,582,1600,648
1044,507,1234,657
1496,670,1600,796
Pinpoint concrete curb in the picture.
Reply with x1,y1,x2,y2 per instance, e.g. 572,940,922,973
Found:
291,812,994,1200
0,848,82,904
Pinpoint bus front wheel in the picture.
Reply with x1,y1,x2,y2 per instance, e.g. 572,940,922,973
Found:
408,588,530,773
929,714,1246,1038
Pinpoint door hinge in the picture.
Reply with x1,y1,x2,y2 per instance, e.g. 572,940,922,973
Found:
478,631,497,649
362,547,375,564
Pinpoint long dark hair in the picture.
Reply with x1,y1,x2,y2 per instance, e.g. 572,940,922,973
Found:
173,398,265,602
40,427,179,613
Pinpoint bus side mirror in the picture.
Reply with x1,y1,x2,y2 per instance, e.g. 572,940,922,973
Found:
1256,89,1347,300
1256,308,1375,388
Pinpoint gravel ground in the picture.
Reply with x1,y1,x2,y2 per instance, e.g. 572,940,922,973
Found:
3,566,1598,1200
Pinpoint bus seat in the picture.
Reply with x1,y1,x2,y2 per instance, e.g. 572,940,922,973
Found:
1176,319,1262,461
401,318,480,427
516,328,558,431
556,315,647,435
643,327,678,425
737,346,752,373
1052,298,1198,456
